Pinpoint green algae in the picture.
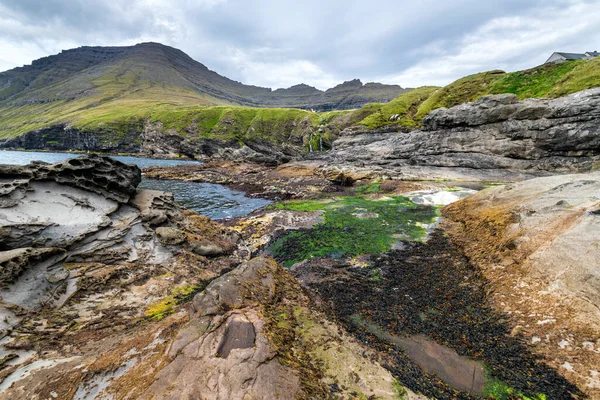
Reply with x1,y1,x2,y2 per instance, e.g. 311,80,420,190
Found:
483,377,547,400
268,195,438,267
354,181,381,194
144,282,208,320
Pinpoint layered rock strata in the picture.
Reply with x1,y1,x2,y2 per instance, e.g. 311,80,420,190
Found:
316,89,600,182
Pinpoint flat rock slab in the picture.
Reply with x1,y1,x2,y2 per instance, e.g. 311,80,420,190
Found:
216,315,256,358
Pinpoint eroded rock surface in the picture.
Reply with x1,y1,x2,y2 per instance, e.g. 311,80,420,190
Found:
0,155,419,399
314,89,600,182
444,172,600,397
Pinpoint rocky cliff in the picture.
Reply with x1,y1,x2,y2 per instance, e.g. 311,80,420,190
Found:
315,88,600,182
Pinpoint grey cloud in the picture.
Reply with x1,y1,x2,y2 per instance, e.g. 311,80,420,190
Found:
0,0,599,89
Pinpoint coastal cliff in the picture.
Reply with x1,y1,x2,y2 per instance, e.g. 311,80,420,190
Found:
315,89,600,182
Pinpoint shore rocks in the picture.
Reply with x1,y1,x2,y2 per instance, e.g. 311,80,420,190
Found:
444,172,600,397
155,226,187,245
0,155,420,399
316,88,600,181
0,154,141,203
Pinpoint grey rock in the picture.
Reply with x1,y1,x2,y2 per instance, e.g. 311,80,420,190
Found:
317,88,600,181
130,189,180,225
193,257,277,316
0,154,141,203
155,227,187,245
191,240,225,257
216,314,256,358
45,266,69,283
0,247,65,286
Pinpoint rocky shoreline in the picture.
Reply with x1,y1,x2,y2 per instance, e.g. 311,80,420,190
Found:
4,88,600,181
0,88,599,399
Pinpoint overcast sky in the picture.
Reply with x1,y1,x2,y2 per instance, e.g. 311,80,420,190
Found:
1,0,599,90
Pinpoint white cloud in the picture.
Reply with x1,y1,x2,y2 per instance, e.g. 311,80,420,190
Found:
1,0,599,90
226,48,338,89
380,0,600,87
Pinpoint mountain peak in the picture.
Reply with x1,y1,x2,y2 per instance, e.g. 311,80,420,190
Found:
0,43,406,110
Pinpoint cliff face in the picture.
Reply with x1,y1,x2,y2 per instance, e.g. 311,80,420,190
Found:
315,88,600,182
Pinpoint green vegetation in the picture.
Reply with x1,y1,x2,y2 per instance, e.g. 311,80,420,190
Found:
393,379,407,399
483,377,547,400
352,58,600,130
268,195,438,267
144,282,208,320
358,86,439,129
1,43,599,145
353,181,382,194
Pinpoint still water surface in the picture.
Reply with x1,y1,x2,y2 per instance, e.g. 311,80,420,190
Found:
0,150,271,219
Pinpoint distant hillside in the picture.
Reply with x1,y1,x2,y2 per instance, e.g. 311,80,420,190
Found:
0,42,406,141
0,42,405,109
350,58,600,130
1,45,598,159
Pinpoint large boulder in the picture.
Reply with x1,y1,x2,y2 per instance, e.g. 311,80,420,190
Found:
0,154,141,203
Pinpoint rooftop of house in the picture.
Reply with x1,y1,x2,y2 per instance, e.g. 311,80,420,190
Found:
545,51,599,63
555,52,588,60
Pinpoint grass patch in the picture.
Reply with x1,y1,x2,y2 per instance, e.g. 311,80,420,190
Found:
349,59,600,130
358,86,439,129
268,195,438,267
354,181,381,194
488,62,581,99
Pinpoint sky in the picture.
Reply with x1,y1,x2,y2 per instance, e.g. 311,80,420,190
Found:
0,0,599,90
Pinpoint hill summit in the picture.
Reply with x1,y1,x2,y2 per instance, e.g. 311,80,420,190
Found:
0,42,406,111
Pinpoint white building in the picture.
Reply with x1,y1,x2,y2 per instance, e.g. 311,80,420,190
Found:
545,51,599,64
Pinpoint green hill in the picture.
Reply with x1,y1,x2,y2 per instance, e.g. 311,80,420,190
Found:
351,58,600,130
0,43,598,155
0,42,407,140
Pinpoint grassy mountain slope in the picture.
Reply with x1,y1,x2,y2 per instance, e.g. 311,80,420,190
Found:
1,44,598,153
0,42,406,141
0,43,405,109
352,58,600,130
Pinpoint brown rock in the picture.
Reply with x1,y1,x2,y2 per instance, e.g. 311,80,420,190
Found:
155,227,187,245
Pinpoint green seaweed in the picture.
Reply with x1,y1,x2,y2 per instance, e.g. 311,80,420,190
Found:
268,196,438,267
144,281,208,320
354,181,381,194
483,370,547,400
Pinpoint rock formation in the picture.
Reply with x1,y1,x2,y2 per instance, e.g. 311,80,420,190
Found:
0,155,420,399
315,89,600,182
444,172,600,395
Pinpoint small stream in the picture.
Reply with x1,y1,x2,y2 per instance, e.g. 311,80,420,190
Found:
0,150,271,219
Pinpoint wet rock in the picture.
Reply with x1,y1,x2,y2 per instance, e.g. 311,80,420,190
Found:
190,240,225,257
216,314,256,358
155,227,187,245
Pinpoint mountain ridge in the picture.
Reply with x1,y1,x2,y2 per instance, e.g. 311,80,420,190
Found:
0,42,407,110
